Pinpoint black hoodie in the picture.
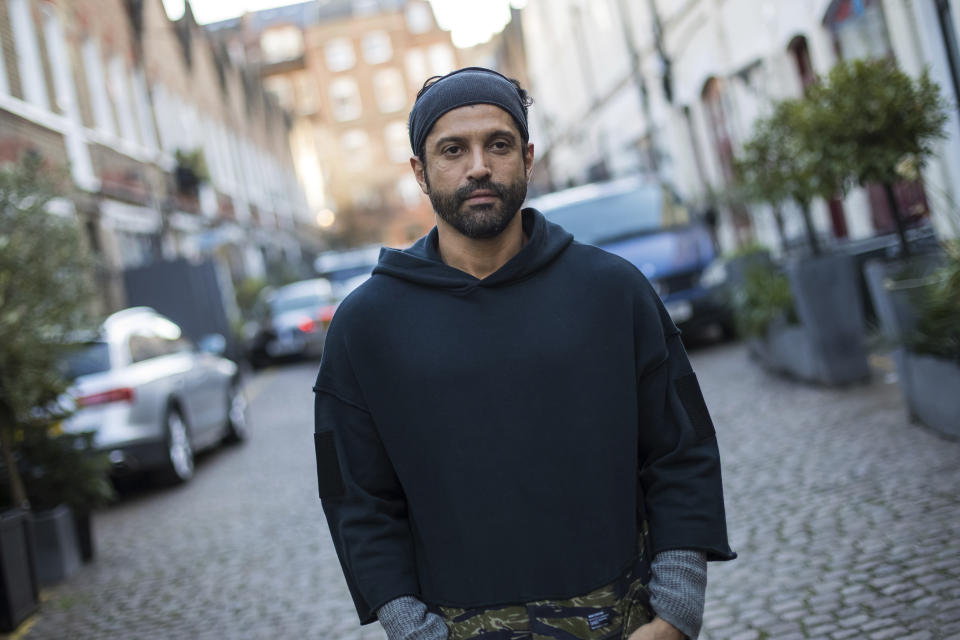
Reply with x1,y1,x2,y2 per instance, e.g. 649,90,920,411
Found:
313,209,735,624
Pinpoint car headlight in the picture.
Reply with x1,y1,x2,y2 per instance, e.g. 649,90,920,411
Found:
700,261,728,288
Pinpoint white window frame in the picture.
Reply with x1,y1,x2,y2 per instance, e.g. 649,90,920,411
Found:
8,0,49,109
325,38,356,72
329,77,362,121
42,7,97,191
83,39,115,136
373,68,406,113
108,56,139,144
131,69,158,151
362,31,393,64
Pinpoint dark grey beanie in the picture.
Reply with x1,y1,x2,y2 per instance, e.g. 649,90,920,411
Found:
408,67,529,156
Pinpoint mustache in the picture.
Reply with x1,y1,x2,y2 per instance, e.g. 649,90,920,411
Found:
456,180,509,202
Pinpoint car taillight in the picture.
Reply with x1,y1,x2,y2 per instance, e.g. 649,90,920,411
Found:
77,387,135,407
298,319,317,333
318,305,338,323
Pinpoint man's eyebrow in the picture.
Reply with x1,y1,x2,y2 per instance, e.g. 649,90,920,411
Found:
432,129,519,150
432,135,467,150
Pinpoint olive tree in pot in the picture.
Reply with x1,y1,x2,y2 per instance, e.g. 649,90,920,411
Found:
734,98,869,384
815,59,954,400
0,155,110,624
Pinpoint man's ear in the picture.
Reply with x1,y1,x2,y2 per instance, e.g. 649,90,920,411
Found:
410,156,429,194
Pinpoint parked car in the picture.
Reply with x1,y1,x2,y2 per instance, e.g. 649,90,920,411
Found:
529,177,732,336
246,278,339,368
314,244,380,301
58,307,248,485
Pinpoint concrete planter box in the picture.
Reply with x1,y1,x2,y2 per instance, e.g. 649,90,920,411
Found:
749,254,870,385
31,504,81,587
900,353,960,438
0,509,39,631
862,255,956,437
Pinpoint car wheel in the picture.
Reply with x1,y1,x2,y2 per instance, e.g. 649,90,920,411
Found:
224,382,249,444
156,407,194,485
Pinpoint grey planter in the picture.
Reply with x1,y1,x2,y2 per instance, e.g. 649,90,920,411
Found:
31,504,81,587
901,352,960,438
750,254,870,385
0,509,39,631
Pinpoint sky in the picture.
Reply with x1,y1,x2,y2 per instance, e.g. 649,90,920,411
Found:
162,0,527,48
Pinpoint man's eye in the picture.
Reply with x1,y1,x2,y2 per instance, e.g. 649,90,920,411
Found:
442,145,462,155
491,141,510,151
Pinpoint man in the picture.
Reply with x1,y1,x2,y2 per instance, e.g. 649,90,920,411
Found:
313,67,736,640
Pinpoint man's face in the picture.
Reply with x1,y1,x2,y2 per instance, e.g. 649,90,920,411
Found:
411,104,534,239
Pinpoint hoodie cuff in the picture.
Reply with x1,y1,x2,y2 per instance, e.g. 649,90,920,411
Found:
648,550,708,639
377,596,448,640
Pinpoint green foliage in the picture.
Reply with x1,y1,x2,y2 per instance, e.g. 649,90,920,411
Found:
0,154,98,508
235,276,269,320
174,148,210,183
730,264,798,338
908,241,960,362
810,59,948,188
736,99,842,209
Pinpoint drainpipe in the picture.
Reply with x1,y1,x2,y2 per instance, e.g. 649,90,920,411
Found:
613,0,660,175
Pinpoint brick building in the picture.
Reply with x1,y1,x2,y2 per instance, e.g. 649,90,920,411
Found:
207,0,460,247
0,0,311,312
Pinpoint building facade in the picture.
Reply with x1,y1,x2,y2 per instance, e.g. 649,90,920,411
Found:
207,0,461,247
0,0,311,312
521,0,960,254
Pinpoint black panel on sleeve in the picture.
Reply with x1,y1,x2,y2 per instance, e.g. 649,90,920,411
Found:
675,372,716,442
314,431,345,499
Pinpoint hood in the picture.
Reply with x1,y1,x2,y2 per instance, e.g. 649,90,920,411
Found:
373,208,573,293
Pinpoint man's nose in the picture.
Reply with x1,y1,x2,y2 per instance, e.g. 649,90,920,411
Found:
465,147,492,181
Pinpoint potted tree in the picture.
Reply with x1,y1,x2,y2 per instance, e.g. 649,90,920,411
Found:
734,97,870,384
0,154,106,622
813,60,955,400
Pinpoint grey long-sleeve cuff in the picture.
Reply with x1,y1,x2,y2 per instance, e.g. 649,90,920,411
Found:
648,550,708,639
376,595,448,640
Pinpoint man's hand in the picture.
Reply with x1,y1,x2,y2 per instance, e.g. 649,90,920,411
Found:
627,616,686,640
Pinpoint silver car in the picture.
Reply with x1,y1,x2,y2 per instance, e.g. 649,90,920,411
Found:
60,308,249,484
247,278,338,368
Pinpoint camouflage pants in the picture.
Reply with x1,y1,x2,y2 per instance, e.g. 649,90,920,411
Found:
436,574,651,640
435,524,652,640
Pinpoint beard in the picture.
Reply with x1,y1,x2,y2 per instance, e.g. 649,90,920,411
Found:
427,173,528,240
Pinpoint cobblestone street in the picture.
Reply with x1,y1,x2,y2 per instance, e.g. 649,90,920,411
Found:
10,342,960,639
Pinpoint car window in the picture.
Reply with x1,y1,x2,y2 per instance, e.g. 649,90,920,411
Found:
58,342,111,379
270,294,330,315
539,185,691,245
129,333,171,362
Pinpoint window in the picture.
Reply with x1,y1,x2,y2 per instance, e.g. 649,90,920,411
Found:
108,57,138,143
83,40,115,134
362,31,392,64
825,0,892,60
373,68,406,113
428,43,455,76
384,121,410,163
293,71,318,114
8,0,49,108
340,129,370,170
260,25,304,63
405,48,428,89
329,77,361,121
0,25,8,95
264,75,294,110
325,38,355,72
406,3,432,34
131,69,158,151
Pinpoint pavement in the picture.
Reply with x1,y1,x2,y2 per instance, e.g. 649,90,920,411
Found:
9,342,960,640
